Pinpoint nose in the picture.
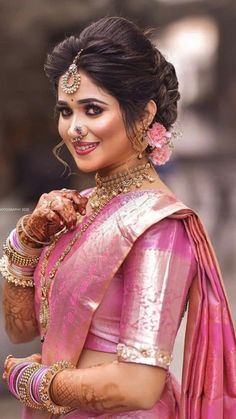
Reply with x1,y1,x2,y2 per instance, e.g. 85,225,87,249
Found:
68,120,88,140
68,118,80,138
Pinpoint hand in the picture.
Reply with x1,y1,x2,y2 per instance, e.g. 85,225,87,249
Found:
2,353,42,383
24,189,88,243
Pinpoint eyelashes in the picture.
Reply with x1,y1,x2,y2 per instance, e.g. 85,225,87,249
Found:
55,103,103,117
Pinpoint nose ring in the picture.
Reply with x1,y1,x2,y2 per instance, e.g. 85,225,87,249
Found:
75,125,83,138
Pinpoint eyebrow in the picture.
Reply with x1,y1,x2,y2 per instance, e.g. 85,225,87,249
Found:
57,98,109,106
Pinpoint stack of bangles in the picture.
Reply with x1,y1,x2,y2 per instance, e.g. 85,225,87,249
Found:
7,360,75,414
0,215,49,288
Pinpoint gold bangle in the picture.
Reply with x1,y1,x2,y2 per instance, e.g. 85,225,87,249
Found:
19,215,52,246
18,363,44,410
3,242,39,267
0,256,34,288
39,361,75,415
13,226,43,257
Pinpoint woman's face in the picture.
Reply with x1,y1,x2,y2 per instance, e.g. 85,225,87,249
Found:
57,71,137,174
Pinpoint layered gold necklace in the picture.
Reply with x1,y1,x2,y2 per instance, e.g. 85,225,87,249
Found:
39,160,156,342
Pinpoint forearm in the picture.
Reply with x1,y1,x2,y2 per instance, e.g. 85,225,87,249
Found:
51,360,165,413
3,281,39,343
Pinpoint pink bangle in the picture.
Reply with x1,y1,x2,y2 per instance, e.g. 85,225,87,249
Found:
8,362,31,399
31,367,48,404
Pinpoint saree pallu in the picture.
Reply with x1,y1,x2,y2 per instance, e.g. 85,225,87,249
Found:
22,189,236,418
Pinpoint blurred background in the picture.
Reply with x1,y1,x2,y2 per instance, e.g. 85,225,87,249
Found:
1,0,236,416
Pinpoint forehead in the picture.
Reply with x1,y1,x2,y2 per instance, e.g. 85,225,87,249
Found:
58,70,117,105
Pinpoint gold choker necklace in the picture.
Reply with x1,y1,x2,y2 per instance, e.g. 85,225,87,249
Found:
90,161,155,210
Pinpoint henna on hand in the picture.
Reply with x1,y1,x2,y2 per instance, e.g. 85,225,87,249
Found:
24,189,88,243
51,363,130,414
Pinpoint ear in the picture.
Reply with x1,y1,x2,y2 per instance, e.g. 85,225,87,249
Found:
143,100,157,126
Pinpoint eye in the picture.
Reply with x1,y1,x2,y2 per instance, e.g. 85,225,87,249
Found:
55,105,72,118
85,103,103,116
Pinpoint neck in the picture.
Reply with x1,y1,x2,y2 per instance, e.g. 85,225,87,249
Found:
97,153,150,178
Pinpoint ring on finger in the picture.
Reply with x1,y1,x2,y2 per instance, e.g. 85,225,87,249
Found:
43,200,52,209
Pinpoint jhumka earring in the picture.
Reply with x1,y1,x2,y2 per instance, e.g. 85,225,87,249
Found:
61,49,84,94
131,123,149,159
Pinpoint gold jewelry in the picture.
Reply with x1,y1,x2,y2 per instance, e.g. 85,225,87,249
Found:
0,256,34,288
61,49,83,94
43,200,53,210
39,361,74,415
90,162,155,210
18,363,43,410
39,161,156,342
20,215,52,246
15,224,44,257
3,240,39,267
130,124,149,155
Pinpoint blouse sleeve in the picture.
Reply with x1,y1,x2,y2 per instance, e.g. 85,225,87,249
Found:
117,217,197,370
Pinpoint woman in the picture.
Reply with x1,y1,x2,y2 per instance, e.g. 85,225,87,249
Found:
2,16,236,419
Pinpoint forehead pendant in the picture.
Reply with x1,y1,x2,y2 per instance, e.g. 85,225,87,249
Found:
61,49,83,94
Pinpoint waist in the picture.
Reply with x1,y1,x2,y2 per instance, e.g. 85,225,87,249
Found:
76,348,117,369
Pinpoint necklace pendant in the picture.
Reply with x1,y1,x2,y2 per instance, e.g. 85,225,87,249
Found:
39,298,50,331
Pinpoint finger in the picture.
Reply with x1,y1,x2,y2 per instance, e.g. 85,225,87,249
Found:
29,353,42,363
29,208,64,240
4,357,17,371
50,197,78,231
61,190,88,215
2,371,8,382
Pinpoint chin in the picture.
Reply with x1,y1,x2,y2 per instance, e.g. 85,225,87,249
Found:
74,158,103,174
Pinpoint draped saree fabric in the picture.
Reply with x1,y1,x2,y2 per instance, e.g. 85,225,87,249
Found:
22,189,236,418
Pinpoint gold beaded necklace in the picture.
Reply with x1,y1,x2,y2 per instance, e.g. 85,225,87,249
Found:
39,160,156,342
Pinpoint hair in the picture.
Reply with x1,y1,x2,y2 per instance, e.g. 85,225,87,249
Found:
45,16,180,162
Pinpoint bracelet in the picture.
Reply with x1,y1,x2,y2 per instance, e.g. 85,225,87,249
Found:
8,361,31,399
19,215,52,246
3,240,39,267
39,360,75,415
12,228,43,257
18,363,43,410
7,360,75,414
0,256,34,288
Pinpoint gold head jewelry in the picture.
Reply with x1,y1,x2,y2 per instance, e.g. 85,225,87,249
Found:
61,49,83,94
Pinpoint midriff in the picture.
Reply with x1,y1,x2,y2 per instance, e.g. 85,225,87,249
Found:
76,348,117,369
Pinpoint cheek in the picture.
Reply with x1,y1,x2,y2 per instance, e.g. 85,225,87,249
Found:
93,112,126,139
58,118,68,140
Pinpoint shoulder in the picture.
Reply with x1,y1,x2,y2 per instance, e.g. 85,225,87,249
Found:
133,217,194,260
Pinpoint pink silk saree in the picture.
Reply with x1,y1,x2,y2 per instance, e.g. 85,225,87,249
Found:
23,189,236,418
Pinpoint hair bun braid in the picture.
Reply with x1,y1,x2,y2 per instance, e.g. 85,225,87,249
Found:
152,48,180,130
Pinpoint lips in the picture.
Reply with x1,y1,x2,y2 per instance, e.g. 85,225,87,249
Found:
73,141,100,155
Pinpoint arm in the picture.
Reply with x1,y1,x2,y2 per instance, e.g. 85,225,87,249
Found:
3,282,39,344
1,189,88,344
51,360,167,412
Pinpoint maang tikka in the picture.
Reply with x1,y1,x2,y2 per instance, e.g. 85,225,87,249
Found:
61,49,84,94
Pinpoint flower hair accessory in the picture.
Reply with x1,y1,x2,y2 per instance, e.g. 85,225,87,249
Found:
147,122,173,166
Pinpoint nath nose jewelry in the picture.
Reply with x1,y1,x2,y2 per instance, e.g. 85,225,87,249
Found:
75,125,83,139
71,125,87,143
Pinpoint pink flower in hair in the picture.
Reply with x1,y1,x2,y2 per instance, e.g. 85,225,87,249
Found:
147,122,173,165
